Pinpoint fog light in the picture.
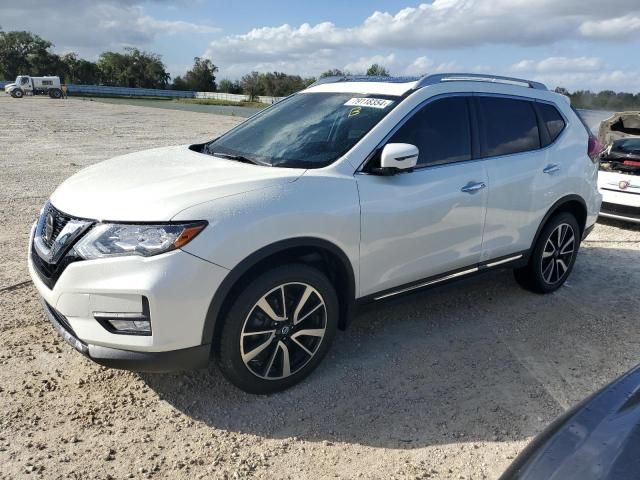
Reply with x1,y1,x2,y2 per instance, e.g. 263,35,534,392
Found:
108,319,151,334
94,312,152,336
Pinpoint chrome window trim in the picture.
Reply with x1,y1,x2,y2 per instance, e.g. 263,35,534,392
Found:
357,92,570,175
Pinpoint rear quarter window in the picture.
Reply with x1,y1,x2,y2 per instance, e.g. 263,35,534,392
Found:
538,103,566,146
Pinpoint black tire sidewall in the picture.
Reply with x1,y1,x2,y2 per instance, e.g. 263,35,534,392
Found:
530,212,580,293
215,264,338,394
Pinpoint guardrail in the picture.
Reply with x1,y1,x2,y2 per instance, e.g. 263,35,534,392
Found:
194,91,284,104
67,84,194,98
0,80,285,104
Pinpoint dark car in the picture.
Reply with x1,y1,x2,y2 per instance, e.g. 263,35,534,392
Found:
601,138,640,173
500,365,640,480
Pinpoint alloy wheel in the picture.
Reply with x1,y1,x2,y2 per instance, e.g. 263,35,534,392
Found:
540,223,576,284
240,282,327,380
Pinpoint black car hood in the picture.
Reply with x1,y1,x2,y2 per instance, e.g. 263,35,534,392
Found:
501,365,640,480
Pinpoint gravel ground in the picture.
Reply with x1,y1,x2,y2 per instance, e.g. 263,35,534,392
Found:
1,95,639,480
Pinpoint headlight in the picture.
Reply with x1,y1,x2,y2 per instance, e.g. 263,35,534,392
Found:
73,222,207,259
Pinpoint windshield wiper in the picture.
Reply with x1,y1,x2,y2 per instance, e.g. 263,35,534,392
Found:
208,151,270,166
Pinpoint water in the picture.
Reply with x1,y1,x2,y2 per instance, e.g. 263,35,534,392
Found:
577,109,613,134
84,97,264,118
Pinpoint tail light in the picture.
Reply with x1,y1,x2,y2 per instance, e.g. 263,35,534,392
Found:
588,134,603,163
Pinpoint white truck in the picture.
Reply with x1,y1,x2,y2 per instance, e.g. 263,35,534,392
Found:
4,75,63,98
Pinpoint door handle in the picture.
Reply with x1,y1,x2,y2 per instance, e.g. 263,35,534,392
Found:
543,164,560,174
461,181,486,194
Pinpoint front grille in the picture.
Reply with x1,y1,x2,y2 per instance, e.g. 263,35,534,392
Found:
31,202,92,289
41,203,72,249
601,202,640,220
31,247,81,289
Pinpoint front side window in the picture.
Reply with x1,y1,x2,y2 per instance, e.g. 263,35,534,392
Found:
205,92,398,168
478,97,540,157
388,96,472,166
20,77,29,85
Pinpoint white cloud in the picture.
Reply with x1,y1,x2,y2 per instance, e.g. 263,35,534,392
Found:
203,0,640,87
511,57,603,73
580,14,640,40
508,56,639,91
204,0,640,63
0,1,219,58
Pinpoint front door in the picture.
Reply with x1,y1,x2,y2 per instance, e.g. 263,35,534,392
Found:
356,95,488,297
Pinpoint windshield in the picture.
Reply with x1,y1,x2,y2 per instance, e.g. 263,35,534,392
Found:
205,92,398,168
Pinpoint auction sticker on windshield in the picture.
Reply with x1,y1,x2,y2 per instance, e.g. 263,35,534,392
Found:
344,98,394,109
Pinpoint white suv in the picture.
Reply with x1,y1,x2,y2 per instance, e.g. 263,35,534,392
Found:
28,74,602,393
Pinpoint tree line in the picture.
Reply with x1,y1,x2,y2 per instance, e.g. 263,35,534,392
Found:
0,29,393,98
555,87,640,111
2,29,638,107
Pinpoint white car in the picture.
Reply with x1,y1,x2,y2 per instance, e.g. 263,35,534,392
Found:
28,73,602,393
597,114,640,223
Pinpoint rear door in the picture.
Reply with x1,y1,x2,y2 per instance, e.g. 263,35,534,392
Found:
477,95,567,261
356,95,489,297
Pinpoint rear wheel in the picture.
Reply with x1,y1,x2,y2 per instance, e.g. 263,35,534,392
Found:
215,264,338,394
514,212,580,293
49,88,62,99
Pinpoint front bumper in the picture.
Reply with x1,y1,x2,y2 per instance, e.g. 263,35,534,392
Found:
599,202,640,224
28,222,230,370
598,171,640,223
598,189,640,224
40,298,210,372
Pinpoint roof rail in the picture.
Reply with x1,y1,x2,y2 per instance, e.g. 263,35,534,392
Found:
416,73,547,90
308,75,421,88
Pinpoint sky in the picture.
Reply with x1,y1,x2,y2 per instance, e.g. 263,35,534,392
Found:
1,0,640,92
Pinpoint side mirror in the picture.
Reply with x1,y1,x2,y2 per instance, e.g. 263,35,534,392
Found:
377,143,419,175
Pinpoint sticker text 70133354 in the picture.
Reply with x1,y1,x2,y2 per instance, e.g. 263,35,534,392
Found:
344,98,394,109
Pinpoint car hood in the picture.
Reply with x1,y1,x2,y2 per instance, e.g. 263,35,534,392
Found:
500,364,640,480
50,145,304,221
598,111,640,145
4,83,16,91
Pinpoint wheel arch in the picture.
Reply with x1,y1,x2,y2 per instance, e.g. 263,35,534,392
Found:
530,195,588,252
202,237,357,346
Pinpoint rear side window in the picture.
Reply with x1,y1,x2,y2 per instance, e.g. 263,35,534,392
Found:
538,103,566,145
389,96,471,166
478,97,540,157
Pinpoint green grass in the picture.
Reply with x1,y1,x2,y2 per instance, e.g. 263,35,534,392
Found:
176,98,267,108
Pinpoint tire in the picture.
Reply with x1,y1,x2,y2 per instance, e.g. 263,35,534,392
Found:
514,212,581,294
49,89,62,99
215,264,338,394
11,89,23,98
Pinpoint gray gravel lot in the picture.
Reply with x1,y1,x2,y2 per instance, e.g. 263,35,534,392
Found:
1,95,639,480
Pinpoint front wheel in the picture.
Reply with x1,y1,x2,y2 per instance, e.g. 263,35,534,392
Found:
11,89,24,98
215,264,338,394
514,212,580,293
